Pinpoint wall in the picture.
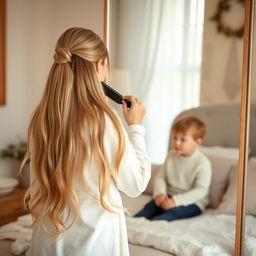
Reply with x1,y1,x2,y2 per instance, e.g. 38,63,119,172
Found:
0,0,104,177
200,0,245,105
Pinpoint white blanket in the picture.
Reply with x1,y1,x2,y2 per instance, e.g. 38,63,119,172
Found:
0,215,32,255
126,212,256,256
1,213,256,256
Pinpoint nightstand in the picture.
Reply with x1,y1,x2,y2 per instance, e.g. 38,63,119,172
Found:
0,186,27,226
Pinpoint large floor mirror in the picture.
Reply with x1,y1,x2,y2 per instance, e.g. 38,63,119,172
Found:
104,0,255,255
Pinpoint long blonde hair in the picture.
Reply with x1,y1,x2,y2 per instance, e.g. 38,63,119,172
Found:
21,28,125,238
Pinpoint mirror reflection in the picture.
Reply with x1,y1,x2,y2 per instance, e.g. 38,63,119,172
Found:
110,0,206,163
108,0,254,255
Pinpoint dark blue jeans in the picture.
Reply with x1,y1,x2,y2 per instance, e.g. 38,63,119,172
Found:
134,200,201,221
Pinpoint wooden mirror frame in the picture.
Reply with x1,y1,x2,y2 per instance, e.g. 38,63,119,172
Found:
0,0,6,106
235,0,255,255
103,0,255,255
103,0,110,48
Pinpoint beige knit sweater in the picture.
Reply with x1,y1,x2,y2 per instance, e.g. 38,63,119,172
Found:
153,149,212,211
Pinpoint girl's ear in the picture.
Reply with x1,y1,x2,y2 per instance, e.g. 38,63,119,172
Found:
195,138,203,145
95,58,108,81
95,59,103,74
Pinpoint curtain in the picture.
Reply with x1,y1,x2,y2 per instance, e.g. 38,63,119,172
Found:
112,0,205,163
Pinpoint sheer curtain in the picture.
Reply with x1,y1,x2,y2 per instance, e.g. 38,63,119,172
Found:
112,0,205,164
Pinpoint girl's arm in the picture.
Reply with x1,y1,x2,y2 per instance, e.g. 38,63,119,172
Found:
105,116,151,198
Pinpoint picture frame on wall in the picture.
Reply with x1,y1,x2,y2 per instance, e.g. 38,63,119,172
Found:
0,0,6,106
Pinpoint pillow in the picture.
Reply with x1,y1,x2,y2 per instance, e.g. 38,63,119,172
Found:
206,154,238,208
216,158,256,215
199,146,239,208
144,164,161,195
199,145,239,159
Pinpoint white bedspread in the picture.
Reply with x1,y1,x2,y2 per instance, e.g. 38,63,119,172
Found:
1,212,256,256
126,211,256,256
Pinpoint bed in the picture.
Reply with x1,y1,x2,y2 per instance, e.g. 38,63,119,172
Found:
125,103,256,256
0,103,256,256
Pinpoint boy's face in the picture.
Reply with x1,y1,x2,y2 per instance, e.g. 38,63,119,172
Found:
171,129,202,156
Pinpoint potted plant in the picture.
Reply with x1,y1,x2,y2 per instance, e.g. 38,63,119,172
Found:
0,140,30,188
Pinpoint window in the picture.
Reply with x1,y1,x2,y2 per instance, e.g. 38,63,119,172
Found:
111,0,205,163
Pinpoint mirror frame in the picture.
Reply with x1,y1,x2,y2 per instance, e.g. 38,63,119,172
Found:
0,0,6,106
103,0,110,48
235,0,255,255
103,0,255,255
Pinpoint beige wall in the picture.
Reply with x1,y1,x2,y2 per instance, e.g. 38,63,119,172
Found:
0,0,104,177
200,0,244,105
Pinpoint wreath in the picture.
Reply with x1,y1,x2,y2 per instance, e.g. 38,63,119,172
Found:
210,0,244,38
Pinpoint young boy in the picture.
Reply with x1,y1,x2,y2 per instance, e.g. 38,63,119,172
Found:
134,116,212,221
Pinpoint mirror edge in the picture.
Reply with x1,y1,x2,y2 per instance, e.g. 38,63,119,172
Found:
235,0,255,255
103,0,110,48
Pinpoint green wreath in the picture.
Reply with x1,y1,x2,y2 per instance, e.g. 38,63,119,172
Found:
210,0,244,38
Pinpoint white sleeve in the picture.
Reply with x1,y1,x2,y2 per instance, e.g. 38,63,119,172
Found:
104,117,151,198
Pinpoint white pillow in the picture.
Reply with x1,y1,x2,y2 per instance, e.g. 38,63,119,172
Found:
217,157,256,215
199,146,239,208
199,145,239,159
206,154,238,208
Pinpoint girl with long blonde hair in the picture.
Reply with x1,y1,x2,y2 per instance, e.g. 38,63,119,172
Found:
24,27,151,256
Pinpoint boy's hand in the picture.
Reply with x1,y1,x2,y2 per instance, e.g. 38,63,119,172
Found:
160,197,175,211
154,194,167,207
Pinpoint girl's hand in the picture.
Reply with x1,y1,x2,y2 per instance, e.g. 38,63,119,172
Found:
160,197,175,211
154,194,167,207
122,96,146,126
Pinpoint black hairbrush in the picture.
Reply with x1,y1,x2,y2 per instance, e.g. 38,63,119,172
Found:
101,81,131,108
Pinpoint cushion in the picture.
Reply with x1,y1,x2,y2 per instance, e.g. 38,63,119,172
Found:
206,154,238,208
199,145,239,159
144,164,161,195
217,157,256,215
199,146,239,208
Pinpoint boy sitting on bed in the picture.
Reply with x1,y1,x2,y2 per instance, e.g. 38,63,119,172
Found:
134,116,212,221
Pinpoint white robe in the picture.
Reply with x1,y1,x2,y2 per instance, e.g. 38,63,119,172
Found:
28,117,151,256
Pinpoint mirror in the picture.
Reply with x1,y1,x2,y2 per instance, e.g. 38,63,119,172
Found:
106,0,255,255
0,0,6,106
